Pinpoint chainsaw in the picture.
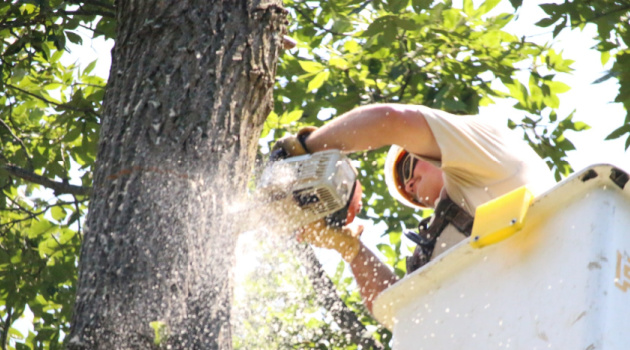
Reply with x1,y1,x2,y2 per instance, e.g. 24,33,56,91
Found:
239,150,363,233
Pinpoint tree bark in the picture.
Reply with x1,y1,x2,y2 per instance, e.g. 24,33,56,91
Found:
68,1,286,349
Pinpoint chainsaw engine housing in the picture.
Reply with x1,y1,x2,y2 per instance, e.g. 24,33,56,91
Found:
257,150,359,231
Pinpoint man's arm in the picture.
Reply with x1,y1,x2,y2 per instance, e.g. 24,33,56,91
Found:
297,223,399,314
304,103,442,160
349,241,399,313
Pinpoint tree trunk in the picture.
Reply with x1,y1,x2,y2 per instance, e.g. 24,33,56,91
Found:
68,1,286,349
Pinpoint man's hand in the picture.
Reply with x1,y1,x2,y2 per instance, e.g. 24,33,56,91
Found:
296,219,364,262
270,126,318,160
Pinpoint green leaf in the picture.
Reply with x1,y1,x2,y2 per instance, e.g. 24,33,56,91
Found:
331,18,353,33
377,243,396,262
8,327,24,340
394,17,417,31
387,0,409,13
367,59,382,75
329,57,350,70
606,124,630,141
51,206,66,222
307,71,330,92
95,17,116,39
28,220,54,239
592,71,617,84
51,49,63,63
442,9,460,29
412,0,433,12
38,238,58,257
600,51,611,66
279,110,303,124
343,40,361,53
150,320,169,346
535,17,558,28
65,31,83,45
63,126,82,142
463,0,474,16
299,61,325,73
363,17,388,37
84,60,97,75
572,122,590,131
16,343,32,350
52,32,66,50
509,0,523,9
478,0,501,15
539,3,558,16
546,81,570,94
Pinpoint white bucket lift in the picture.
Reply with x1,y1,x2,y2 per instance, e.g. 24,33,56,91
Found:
373,164,630,350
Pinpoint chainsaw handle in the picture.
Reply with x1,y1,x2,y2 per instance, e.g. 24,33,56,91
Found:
269,147,290,161
270,126,318,161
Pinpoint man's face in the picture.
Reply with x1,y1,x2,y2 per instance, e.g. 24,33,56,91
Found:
403,159,444,208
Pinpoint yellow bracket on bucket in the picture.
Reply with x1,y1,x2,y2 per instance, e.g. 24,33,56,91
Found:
470,186,534,249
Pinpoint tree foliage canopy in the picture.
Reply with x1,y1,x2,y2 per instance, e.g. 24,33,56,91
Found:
0,0,627,349
1,1,114,348
526,0,630,149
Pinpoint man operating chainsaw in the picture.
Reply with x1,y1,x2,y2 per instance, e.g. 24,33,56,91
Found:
272,103,554,312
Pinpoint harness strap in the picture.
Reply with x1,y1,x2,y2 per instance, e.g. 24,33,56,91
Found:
405,196,474,273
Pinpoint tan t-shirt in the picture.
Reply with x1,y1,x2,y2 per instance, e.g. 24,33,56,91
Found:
416,106,555,216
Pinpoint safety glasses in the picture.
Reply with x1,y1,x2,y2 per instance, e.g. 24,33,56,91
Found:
396,151,420,186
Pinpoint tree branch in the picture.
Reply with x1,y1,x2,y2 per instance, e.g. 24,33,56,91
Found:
1,164,91,196
59,9,116,19
583,4,630,24
6,84,101,117
0,19,40,30
528,4,630,39
0,307,11,350
67,0,116,11
293,7,350,37
295,243,385,350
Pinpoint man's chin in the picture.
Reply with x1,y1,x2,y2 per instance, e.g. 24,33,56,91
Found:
413,194,433,208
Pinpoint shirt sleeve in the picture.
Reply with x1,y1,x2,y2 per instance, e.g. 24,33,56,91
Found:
417,106,522,187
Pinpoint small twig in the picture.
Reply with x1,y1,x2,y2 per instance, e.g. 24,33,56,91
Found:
0,199,87,228
0,118,33,169
398,70,412,101
73,194,83,242
71,81,107,89
5,196,31,214
1,164,92,196
371,77,383,102
49,232,70,259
